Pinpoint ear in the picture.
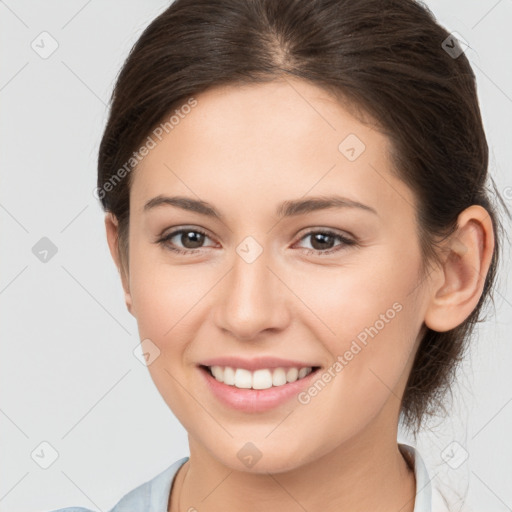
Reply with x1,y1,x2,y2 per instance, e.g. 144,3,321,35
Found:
424,205,495,332
104,212,134,316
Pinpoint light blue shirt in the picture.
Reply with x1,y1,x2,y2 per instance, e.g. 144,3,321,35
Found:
48,443,448,512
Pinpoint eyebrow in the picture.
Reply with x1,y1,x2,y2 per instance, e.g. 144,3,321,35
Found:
143,194,378,219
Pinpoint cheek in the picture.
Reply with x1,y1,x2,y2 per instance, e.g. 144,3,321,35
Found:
320,302,419,440
288,250,421,343
130,270,201,348
292,251,423,397
128,241,200,352
127,252,207,419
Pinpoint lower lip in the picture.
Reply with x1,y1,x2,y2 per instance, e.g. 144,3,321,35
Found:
198,366,321,413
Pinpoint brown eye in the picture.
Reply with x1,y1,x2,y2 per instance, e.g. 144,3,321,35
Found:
309,232,336,250
157,227,216,254
177,230,206,249
296,230,356,256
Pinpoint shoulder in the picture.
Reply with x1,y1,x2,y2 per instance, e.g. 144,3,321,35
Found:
46,509,96,512
399,443,451,512
107,456,189,511
45,457,189,512
46,509,94,512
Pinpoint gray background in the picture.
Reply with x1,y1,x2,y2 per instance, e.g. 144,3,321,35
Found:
0,1,511,511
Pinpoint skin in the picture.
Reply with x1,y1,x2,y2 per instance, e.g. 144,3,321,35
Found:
105,77,494,512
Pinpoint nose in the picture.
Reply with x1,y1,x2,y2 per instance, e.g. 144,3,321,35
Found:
213,245,291,340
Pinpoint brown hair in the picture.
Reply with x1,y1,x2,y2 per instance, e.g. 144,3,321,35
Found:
97,0,509,437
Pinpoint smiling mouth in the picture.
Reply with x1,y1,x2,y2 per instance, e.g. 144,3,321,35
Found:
199,364,322,390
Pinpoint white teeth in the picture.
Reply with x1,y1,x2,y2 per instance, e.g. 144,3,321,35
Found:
210,365,224,381
298,367,310,379
272,368,287,386
252,369,273,389
286,367,299,382
234,368,253,388
208,365,314,389
223,366,235,385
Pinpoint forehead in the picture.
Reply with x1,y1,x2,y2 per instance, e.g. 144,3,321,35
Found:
131,78,416,218
166,78,376,155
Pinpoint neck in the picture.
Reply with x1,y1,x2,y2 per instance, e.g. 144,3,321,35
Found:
169,432,416,512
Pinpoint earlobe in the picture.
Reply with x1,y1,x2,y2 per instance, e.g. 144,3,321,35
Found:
104,213,134,316
424,205,494,332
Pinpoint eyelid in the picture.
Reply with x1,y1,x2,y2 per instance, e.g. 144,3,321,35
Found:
156,225,357,255
292,228,356,253
294,226,355,243
157,227,352,244
158,226,218,246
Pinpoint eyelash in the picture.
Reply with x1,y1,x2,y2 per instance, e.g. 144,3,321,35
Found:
155,227,357,256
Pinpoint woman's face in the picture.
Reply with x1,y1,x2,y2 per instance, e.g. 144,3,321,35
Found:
109,78,433,472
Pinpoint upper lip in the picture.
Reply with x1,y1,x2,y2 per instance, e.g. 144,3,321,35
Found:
198,356,321,372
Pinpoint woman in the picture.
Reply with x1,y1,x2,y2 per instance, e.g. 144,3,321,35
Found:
50,0,507,510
